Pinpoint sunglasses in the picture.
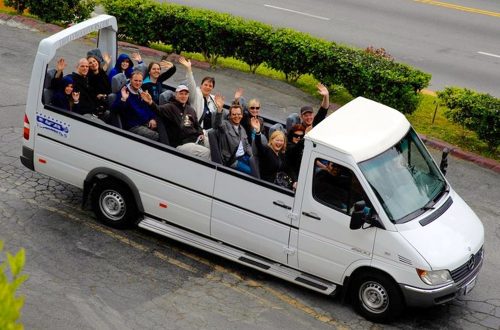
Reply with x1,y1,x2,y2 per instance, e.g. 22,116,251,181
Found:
249,106,260,110
292,133,304,139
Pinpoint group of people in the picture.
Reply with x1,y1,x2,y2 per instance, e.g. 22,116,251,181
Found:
48,51,332,190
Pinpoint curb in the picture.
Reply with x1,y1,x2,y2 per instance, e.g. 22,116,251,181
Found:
2,12,499,173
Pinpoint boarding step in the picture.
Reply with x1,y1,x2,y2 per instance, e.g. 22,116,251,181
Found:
139,217,337,295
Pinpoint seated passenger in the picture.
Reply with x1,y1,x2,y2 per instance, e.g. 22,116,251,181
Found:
314,162,350,211
251,117,291,188
142,59,177,105
108,52,143,84
87,50,111,105
213,98,256,176
51,76,80,112
178,56,218,129
146,84,211,161
87,50,112,121
285,124,306,182
52,57,98,117
111,70,159,141
287,83,330,133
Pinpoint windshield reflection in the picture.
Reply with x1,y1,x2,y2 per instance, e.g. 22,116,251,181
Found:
359,128,447,223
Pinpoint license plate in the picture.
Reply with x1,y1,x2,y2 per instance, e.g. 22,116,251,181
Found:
464,278,476,295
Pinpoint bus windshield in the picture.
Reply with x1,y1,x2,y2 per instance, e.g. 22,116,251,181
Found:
359,128,447,223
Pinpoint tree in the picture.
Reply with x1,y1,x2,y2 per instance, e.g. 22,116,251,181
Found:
3,0,27,14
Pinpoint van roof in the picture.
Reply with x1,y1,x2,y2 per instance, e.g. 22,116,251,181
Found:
307,97,411,162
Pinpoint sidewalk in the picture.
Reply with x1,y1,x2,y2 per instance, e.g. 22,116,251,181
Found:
1,12,498,173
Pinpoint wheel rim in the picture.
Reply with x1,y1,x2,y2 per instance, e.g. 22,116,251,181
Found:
99,189,126,221
359,280,389,314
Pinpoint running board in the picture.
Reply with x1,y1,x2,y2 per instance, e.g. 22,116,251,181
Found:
138,217,337,295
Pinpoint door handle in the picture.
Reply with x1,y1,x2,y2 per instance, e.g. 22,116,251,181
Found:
273,200,291,210
302,211,321,220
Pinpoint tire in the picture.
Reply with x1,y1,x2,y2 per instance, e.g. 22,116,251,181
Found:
90,179,138,229
350,271,404,323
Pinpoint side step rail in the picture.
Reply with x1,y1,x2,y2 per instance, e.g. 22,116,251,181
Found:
138,217,337,295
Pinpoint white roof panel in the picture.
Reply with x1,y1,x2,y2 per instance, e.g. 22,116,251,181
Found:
307,97,411,162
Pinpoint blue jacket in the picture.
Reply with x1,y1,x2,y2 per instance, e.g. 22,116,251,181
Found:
111,85,156,130
108,54,134,83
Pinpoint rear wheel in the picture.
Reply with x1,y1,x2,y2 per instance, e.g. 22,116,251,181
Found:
350,271,404,323
90,179,138,229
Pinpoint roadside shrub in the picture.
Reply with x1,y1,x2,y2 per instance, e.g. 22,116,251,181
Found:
100,0,431,113
0,240,28,330
3,0,27,14
438,87,500,151
26,0,95,24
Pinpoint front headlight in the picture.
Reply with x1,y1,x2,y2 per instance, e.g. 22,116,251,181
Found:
416,269,453,285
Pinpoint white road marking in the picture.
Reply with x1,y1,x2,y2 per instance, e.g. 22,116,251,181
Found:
478,51,500,59
264,4,330,21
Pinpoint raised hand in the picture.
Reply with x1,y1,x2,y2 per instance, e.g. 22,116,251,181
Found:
140,90,153,105
160,60,173,70
178,56,191,71
250,116,261,133
131,51,142,63
214,92,225,112
71,91,80,102
120,86,129,101
233,87,244,101
317,83,329,96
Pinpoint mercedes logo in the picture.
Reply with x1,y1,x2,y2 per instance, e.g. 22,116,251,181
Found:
467,255,475,271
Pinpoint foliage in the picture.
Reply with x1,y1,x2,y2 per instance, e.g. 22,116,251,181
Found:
364,46,394,61
25,0,95,24
100,0,430,114
438,87,500,151
0,240,28,330
3,0,26,14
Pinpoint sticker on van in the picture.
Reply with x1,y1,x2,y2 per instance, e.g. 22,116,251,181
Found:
36,112,70,137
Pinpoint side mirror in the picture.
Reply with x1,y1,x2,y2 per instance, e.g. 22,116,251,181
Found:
350,201,366,230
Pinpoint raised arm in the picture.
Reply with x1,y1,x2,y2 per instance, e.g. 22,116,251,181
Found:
213,93,226,129
158,60,177,84
313,83,330,127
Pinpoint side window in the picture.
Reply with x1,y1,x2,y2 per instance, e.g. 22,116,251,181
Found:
312,158,366,215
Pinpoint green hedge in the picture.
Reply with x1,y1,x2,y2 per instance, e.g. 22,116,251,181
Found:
101,0,430,114
438,87,499,151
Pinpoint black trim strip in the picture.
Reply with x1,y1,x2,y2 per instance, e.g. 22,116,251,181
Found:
39,133,298,229
38,133,213,198
42,105,213,168
419,197,453,226
239,257,271,270
143,213,336,289
41,105,295,196
295,277,328,291
213,197,299,230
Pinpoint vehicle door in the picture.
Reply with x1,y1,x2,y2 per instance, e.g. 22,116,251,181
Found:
292,153,377,283
211,168,295,265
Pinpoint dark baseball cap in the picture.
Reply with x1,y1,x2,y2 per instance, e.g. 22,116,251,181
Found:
300,106,313,115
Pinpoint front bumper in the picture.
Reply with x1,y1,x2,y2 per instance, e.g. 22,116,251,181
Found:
400,257,483,307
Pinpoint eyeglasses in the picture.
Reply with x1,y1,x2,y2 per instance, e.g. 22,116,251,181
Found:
292,133,304,139
249,106,260,110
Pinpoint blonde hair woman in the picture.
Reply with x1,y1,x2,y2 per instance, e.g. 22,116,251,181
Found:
251,117,291,188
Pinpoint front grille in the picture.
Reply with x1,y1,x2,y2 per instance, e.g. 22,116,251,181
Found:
450,246,483,283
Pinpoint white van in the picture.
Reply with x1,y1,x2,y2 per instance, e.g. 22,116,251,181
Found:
21,15,484,322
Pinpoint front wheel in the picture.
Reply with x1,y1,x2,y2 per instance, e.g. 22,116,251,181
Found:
350,271,404,323
91,179,138,229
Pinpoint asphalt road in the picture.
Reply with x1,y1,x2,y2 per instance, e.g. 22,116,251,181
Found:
0,17,500,329
165,0,500,97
